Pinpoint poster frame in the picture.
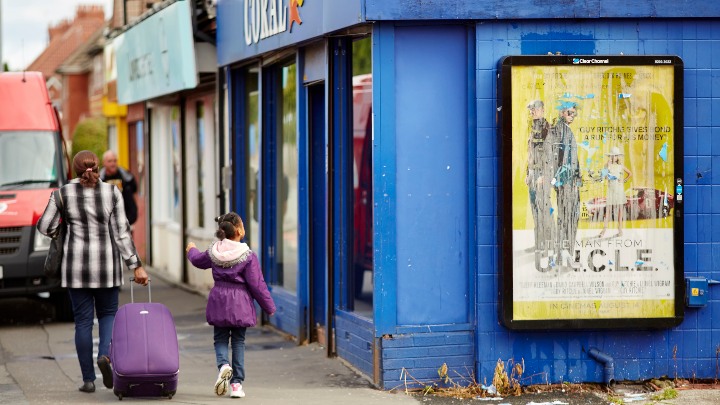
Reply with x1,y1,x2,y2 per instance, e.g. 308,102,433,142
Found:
498,55,685,330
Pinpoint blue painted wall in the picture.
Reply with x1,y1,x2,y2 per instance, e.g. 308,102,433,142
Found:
364,0,720,20
476,19,720,384
373,23,476,388
217,0,720,388
394,25,470,326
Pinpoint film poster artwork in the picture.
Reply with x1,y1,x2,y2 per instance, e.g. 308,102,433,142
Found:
511,65,676,321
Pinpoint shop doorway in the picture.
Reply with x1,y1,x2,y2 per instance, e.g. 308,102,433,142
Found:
308,82,328,345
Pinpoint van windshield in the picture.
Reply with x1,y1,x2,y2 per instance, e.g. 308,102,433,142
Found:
0,131,60,190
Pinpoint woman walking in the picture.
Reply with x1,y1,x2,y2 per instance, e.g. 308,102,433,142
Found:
37,150,148,393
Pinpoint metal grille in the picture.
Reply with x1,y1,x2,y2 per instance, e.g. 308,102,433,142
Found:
0,227,22,255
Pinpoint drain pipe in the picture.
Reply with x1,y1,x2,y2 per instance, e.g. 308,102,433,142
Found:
588,347,615,385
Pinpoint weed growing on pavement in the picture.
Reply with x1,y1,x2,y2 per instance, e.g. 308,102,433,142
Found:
395,363,483,399
492,358,524,395
394,358,544,399
650,388,678,401
608,395,625,405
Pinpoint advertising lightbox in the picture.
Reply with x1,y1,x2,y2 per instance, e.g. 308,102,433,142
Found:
499,55,684,330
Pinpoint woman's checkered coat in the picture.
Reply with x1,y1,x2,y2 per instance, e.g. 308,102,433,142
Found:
37,179,142,288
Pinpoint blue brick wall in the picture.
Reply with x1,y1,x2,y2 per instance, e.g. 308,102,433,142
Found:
476,19,720,384
335,310,374,378
381,331,474,390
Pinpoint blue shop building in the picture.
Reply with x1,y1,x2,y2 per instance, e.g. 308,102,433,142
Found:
216,0,720,389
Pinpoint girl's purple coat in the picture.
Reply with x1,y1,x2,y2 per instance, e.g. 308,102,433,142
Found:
187,247,276,327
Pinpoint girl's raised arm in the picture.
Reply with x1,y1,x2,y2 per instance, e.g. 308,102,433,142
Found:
187,246,213,269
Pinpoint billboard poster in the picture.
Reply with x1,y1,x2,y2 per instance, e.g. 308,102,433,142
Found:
499,56,684,329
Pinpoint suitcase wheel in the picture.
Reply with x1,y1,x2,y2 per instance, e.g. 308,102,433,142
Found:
164,390,176,399
114,389,123,400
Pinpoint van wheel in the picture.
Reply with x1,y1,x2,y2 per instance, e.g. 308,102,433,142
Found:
51,291,74,322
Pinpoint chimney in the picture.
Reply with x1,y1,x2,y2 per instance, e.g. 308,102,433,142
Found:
48,4,105,42
75,4,105,20
48,19,72,42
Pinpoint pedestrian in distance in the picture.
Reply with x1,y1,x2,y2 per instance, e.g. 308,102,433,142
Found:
186,212,276,399
37,150,149,394
597,146,632,238
100,150,138,227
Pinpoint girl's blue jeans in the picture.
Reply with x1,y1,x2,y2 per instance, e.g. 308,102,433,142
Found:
68,287,119,382
214,326,247,384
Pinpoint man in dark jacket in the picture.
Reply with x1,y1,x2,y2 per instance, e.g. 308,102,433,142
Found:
100,150,138,225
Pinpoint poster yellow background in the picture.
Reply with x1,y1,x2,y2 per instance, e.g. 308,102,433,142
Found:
511,65,675,232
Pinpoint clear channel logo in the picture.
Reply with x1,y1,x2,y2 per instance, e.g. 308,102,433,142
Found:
572,58,609,64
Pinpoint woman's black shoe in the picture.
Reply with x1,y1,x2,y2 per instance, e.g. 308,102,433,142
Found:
78,381,95,393
97,355,114,389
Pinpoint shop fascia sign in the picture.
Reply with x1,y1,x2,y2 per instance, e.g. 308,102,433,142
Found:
243,0,304,45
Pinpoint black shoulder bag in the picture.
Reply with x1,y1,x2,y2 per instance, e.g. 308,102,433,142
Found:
43,189,66,278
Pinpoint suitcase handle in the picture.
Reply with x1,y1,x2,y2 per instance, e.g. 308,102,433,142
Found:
129,277,152,303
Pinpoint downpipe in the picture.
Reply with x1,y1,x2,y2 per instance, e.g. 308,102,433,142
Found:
588,347,615,385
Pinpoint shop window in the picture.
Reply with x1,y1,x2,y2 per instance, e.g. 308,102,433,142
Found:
149,106,181,224
275,60,298,292
196,101,206,228
187,98,217,231
170,106,181,223
135,121,145,196
351,37,373,314
107,125,118,160
245,68,260,247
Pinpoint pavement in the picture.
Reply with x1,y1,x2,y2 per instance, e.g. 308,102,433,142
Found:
0,270,417,404
0,269,719,404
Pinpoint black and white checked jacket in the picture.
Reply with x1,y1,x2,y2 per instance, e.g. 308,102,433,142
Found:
37,179,142,288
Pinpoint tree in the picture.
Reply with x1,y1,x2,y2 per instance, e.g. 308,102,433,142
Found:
352,37,371,76
71,117,108,160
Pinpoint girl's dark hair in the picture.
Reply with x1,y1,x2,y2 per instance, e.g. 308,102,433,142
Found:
215,212,245,240
72,150,100,188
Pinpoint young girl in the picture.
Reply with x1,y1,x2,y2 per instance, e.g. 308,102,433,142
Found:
598,146,632,238
186,212,276,398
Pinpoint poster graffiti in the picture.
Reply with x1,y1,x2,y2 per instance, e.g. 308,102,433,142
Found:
504,58,682,324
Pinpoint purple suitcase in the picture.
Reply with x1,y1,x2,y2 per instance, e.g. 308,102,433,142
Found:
110,279,179,400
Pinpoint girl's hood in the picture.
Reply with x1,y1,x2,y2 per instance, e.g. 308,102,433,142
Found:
209,239,251,268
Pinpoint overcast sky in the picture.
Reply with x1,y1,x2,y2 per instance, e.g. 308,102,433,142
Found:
1,0,113,70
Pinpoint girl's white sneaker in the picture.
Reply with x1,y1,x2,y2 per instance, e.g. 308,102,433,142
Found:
230,383,246,398
214,364,232,396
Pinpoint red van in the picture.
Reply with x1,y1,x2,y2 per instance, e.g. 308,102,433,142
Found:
0,72,72,320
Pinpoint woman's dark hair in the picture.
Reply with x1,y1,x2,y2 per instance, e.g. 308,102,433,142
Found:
215,212,245,240
73,150,100,188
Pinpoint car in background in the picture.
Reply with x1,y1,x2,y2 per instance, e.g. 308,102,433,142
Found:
583,187,674,221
